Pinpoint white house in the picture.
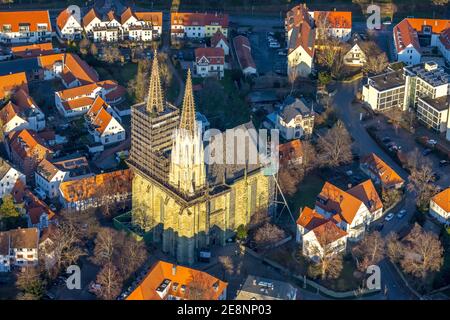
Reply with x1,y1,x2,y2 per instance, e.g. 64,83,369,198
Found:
194,47,225,78
0,228,39,271
211,30,230,55
437,28,450,64
393,18,450,66
170,12,228,39
0,158,25,199
265,96,315,140
120,8,162,41
85,96,125,146
35,158,67,199
56,7,83,41
429,188,450,225
82,8,102,35
286,4,315,77
343,36,368,67
0,11,52,44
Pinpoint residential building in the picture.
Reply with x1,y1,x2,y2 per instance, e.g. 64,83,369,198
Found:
211,30,229,55
0,158,25,199
360,153,405,190
278,139,303,167
403,62,449,110
170,12,228,39
393,18,450,65
285,4,315,77
194,47,225,79
233,35,257,76
85,96,125,145
56,7,83,41
126,260,227,300
59,169,132,210
11,43,54,58
265,96,315,140
83,9,122,43
39,53,99,87
55,80,125,118
35,155,91,198
311,10,352,42
343,34,368,67
0,11,52,44
0,227,39,271
362,69,406,111
6,129,52,183
120,8,162,41
416,95,450,133
236,275,297,300
429,188,450,225
0,72,27,100
23,190,56,231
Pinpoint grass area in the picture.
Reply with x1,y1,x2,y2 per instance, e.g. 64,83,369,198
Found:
318,258,361,292
287,173,325,219
91,60,137,88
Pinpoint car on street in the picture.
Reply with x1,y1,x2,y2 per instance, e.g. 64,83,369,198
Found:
422,148,432,156
397,210,407,219
439,160,449,167
382,137,391,143
385,213,395,221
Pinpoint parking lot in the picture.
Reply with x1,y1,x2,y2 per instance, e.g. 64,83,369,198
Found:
248,30,287,76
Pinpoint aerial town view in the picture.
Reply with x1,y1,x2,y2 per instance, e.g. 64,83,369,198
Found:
0,0,449,308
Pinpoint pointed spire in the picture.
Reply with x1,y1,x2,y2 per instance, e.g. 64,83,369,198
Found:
146,49,164,114
179,69,197,136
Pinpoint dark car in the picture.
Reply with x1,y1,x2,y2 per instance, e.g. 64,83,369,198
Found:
374,224,384,231
433,173,441,181
381,137,391,143
422,148,432,156
439,160,449,167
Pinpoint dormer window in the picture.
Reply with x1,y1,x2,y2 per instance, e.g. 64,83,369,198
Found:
19,24,30,32
2,24,11,32
422,26,432,34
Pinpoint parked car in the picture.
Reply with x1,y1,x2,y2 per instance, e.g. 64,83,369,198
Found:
269,42,280,48
382,137,391,143
433,173,441,181
427,139,437,145
439,160,449,167
385,213,395,221
397,210,407,219
422,148,432,156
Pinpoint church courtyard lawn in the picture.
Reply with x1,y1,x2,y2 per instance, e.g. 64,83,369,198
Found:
287,173,325,221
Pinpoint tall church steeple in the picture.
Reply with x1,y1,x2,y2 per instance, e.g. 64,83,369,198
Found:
146,50,164,114
169,69,205,196
179,69,197,136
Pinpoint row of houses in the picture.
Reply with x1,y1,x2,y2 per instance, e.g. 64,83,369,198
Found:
362,61,450,141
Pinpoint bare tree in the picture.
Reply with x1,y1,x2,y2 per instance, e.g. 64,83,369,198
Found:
115,234,148,279
306,224,344,280
16,266,45,300
407,162,439,210
381,188,402,208
400,224,444,279
157,52,173,90
96,263,123,300
89,43,98,56
92,228,116,265
317,120,353,168
79,38,91,56
218,256,234,279
385,232,403,263
278,166,302,196
249,209,269,230
103,46,122,64
362,42,389,74
187,271,217,300
352,231,385,272
253,222,285,249
385,107,403,133
302,140,318,173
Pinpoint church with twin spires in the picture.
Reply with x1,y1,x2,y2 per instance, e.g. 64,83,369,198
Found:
128,52,274,265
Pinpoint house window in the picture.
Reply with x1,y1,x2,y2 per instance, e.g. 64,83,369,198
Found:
2,24,11,32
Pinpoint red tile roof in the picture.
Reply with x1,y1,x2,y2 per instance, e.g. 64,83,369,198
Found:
0,101,26,124
361,153,404,188
312,220,348,247
393,19,421,52
24,189,55,224
60,169,132,203
8,129,51,161
83,8,100,27
0,10,52,32
195,47,224,65
0,72,28,99
11,43,54,58
432,188,450,213
316,182,363,225
285,4,315,56
297,206,327,230
56,8,79,30
347,179,383,213
135,11,162,26
278,139,303,166
127,260,227,300
439,28,450,50
211,30,229,48
233,35,256,70
86,96,114,134
62,96,95,111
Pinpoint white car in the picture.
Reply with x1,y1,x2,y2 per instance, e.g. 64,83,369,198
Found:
385,213,395,221
269,42,280,48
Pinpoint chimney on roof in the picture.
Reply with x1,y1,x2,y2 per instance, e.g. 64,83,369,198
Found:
172,264,177,276
339,195,344,203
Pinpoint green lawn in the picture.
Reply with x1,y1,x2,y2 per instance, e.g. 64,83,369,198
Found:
287,173,325,220
92,61,137,88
